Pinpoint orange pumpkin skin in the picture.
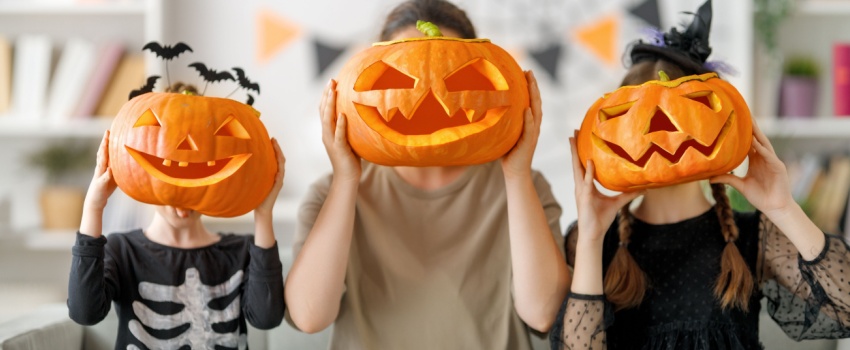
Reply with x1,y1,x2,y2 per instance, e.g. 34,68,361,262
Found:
577,73,752,192
336,37,529,166
109,92,277,217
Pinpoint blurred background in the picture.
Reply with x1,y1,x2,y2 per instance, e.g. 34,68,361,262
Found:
0,0,848,349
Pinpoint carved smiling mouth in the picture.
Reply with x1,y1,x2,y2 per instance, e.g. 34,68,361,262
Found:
125,146,252,187
595,112,735,168
354,90,509,145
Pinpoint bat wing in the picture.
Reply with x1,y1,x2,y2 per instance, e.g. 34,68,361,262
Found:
212,71,235,83
171,42,193,58
128,75,160,100
142,42,165,58
246,94,255,106
188,62,211,80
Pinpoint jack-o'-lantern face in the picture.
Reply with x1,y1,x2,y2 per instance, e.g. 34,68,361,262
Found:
109,92,277,217
336,36,529,166
576,73,753,191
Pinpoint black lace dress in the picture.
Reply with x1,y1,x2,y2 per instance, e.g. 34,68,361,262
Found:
550,208,850,349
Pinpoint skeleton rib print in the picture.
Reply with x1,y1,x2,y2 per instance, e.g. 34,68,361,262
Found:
127,267,248,350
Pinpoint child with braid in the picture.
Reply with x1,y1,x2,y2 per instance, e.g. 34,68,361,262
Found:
551,1,850,349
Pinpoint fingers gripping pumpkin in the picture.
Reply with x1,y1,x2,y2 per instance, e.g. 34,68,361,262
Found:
109,92,277,217
335,21,529,166
577,72,752,191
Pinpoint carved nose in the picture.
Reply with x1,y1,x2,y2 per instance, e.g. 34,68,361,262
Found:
646,109,679,134
177,134,198,151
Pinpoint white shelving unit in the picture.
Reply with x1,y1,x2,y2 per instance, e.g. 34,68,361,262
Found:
761,117,850,138
795,0,850,16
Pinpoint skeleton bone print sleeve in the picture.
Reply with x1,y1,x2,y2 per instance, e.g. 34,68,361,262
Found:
68,230,284,350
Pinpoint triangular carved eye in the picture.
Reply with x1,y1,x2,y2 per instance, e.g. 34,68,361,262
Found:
599,101,634,122
133,109,161,127
214,116,250,139
684,91,720,112
445,58,508,92
354,61,416,91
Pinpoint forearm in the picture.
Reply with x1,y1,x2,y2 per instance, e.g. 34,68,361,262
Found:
79,203,104,238
505,173,569,331
253,210,276,249
284,178,358,333
764,202,825,261
570,235,605,295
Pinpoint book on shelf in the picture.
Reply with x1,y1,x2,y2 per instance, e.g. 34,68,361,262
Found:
0,36,10,115
834,43,850,117
73,41,124,118
787,153,850,235
95,53,145,118
10,35,52,120
46,38,96,123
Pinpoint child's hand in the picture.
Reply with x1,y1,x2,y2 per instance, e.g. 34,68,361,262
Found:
84,131,118,212
570,132,642,242
321,80,361,184
501,71,541,179
710,120,793,217
256,138,285,215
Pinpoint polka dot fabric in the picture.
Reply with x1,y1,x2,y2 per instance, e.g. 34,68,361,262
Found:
550,208,850,350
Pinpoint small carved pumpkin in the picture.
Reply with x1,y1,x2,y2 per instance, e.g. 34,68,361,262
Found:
109,92,276,217
576,72,752,191
335,22,528,166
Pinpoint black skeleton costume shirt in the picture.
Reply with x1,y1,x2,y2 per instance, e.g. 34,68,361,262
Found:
68,230,284,350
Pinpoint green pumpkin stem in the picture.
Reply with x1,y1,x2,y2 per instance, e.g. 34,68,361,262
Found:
658,70,670,82
416,20,443,37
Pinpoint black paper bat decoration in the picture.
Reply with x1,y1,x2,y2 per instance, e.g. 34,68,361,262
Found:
143,42,193,61
246,94,255,106
128,76,160,100
232,67,260,94
188,62,235,83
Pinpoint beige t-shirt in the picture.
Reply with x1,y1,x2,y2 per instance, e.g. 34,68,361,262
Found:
291,161,564,350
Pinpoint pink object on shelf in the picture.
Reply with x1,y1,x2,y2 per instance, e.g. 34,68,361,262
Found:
833,43,850,117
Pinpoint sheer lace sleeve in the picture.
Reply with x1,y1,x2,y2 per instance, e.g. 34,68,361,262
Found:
550,223,613,350
758,213,850,339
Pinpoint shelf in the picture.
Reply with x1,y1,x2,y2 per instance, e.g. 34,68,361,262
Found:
760,117,850,138
15,229,77,251
0,1,146,15
794,0,850,16
0,117,113,138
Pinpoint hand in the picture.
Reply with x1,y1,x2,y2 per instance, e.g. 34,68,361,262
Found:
710,120,793,216
501,71,542,179
570,132,642,241
84,130,118,212
321,80,361,183
256,138,285,215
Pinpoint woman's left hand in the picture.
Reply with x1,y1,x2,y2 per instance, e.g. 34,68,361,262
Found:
501,70,542,179
256,138,285,215
710,120,793,216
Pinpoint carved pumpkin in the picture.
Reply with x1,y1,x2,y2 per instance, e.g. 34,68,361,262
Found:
108,92,276,217
335,22,528,166
577,72,752,191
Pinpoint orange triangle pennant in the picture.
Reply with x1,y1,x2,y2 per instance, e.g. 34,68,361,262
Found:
571,14,620,67
257,9,301,64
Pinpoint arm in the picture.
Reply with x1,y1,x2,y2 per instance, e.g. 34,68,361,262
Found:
242,138,286,329
68,131,119,325
501,71,569,332
712,120,850,338
284,80,361,334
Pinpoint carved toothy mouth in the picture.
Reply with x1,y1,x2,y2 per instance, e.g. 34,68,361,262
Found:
125,146,252,187
354,90,509,146
594,112,736,168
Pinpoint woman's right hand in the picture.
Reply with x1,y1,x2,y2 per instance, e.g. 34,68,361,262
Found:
84,130,118,212
320,80,361,183
570,131,642,242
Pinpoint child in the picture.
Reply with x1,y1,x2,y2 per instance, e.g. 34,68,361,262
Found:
551,1,850,349
283,0,570,348
68,131,286,350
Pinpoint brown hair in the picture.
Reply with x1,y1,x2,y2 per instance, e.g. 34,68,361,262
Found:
604,60,754,311
380,0,476,41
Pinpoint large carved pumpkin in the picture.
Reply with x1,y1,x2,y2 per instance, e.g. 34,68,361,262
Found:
109,92,276,217
577,72,752,191
335,23,528,166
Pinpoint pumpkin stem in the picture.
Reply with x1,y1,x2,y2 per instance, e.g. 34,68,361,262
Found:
165,82,200,95
416,20,443,37
658,70,670,82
